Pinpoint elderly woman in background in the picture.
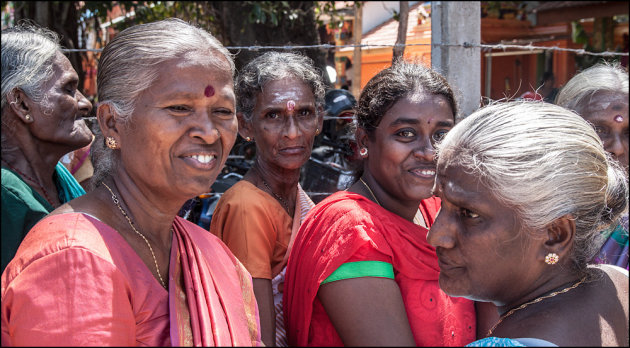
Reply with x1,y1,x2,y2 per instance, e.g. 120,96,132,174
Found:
2,19,261,346
555,63,629,270
210,51,324,346
428,101,628,346
284,61,476,346
1,23,93,273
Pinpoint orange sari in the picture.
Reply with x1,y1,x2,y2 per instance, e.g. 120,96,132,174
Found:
1,213,261,346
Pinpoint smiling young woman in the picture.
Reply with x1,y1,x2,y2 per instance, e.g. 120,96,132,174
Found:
284,61,476,347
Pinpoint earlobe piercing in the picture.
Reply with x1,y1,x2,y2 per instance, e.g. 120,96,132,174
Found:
545,253,559,265
359,147,368,157
24,114,31,121
246,136,251,142
105,136,119,149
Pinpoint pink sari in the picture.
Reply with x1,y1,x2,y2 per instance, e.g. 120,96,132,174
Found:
2,213,261,346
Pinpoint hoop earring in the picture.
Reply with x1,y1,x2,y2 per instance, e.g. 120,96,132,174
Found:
105,136,119,150
545,253,559,265
359,147,368,157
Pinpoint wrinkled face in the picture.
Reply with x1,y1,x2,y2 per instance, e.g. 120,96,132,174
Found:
249,77,321,171
580,91,629,173
29,52,93,149
364,92,454,203
427,164,542,305
117,57,237,199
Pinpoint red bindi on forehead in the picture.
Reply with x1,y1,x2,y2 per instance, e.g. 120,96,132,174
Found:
204,85,215,98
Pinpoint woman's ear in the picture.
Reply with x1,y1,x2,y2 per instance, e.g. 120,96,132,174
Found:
7,88,34,124
316,105,325,134
541,214,576,263
355,126,370,150
97,102,121,143
237,112,253,140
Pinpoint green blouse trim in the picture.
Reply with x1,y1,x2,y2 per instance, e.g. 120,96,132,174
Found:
321,261,394,284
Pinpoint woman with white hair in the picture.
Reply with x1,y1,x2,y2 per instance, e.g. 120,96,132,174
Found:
556,63,628,270
2,19,261,346
428,101,628,346
0,22,94,273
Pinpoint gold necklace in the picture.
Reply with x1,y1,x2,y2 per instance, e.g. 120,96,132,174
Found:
359,177,381,206
486,276,587,337
102,182,167,289
261,179,290,212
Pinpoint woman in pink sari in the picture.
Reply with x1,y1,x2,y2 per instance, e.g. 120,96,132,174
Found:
1,19,261,346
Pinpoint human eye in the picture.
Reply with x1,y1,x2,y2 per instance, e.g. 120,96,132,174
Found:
460,207,480,219
265,111,280,120
432,129,449,143
214,107,235,119
395,128,416,139
166,105,192,114
298,108,314,118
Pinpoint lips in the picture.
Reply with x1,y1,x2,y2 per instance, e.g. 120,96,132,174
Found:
279,146,305,155
409,165,436,179
436,254,464,273
180,152,219,170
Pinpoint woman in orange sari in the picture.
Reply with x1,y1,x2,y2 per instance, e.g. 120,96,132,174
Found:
284,61,476,346
210,51,324,346
2,19,261,346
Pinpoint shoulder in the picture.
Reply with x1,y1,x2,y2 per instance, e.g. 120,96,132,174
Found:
2,168,32,198
3,213,119,278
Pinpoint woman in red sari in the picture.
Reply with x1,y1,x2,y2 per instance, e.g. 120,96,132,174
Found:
284,61,476,346
2,19,261,346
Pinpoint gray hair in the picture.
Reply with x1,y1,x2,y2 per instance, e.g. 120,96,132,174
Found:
436,101,628,275
91,18,235,188
235,51,325,121
555,62,629,114
1,21,61,113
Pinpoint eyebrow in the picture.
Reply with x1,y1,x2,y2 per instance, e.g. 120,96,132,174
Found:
389,118,454,127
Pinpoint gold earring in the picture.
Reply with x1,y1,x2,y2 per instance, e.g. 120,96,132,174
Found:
24,114,31,121
545,253,559,265
105,136,119,149
359,147,368,157
246,136,251,142
316,127,320,135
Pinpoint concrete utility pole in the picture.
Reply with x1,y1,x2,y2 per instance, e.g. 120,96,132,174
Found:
431,1,481,119
352,2,363,99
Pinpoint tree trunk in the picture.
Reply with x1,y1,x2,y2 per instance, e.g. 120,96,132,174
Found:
392,1,409,64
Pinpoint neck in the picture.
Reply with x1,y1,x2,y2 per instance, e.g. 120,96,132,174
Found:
248,159,299,216
103,173,181,248
497,272,582,316
353,172,420,222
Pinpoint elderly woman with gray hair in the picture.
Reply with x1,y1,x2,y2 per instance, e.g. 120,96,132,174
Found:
1,22,93,273
210,51,324,346
428,101,628,346
556,63,629,270
2,19,261,346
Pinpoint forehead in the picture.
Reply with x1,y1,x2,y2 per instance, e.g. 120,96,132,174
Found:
258,77,314,104
582,91,628,117
144,58,234,97
49,52,78,84
382,92,453,124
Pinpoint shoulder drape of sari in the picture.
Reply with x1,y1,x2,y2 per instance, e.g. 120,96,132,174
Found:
169,216,262,346
284,191,475,346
